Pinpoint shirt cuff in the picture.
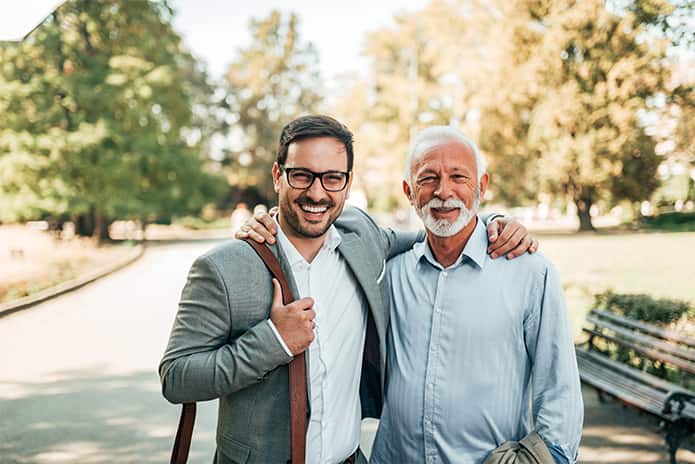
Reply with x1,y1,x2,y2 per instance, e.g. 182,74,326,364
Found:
267,319,294,357
546,442,571,464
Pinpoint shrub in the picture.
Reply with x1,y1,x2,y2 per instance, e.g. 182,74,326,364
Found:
640,211,695,231
593,290,692,324
592,291,694,388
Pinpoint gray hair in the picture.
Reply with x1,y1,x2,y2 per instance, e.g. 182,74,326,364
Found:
404,126,487,186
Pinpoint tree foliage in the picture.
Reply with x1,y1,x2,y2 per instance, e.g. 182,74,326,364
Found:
0,0,225,240
520,0,674,229
335,0,688,230
223,11,322,203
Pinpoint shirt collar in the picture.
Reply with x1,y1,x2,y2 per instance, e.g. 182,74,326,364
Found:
275,216,342,266
414,216,488,270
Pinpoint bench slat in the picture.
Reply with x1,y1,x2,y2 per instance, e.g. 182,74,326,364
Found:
578,351,695,421
586,315,695,363
582,326,695,374
591,309,695,349
576,348,679,393
578,361,666,416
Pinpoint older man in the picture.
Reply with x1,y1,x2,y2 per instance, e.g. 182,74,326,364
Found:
369,126,583,464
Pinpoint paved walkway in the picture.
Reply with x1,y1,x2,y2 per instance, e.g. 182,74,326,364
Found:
580,385,695,463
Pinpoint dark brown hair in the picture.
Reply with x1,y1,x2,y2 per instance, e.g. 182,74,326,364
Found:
276,115,354,171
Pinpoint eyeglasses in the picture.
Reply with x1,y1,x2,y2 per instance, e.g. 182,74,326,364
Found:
281,167,350,192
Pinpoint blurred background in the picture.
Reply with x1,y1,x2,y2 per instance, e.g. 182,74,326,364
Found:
2,0,694,339
0,1,694,463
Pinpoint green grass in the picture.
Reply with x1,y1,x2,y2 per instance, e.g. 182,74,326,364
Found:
537,231,695,339
173,216,231,230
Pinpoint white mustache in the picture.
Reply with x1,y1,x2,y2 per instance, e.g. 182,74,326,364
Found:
423,198,467,210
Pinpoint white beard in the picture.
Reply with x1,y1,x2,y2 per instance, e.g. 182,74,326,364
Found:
414,190,479,237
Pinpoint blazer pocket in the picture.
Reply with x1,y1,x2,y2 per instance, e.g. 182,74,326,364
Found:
376,259,386,284
218,436,252,464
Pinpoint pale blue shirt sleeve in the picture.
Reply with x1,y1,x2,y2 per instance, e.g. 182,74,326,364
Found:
547,443,570,464
524,263,583,463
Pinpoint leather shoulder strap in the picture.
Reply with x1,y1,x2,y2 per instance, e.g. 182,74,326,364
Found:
171,402,196,464
243,239,307,464
243,239,295,304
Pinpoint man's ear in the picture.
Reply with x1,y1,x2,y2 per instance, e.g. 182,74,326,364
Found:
344,172,353,199
403,180,414,206
272,163,282,193
479,173,489,199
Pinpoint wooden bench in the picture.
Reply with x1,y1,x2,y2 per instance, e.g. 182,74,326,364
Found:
576,309,695,464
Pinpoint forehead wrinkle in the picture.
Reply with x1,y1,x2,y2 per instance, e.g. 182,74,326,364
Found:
414,152,474,174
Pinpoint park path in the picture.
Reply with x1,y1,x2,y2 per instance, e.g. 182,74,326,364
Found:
0,239,692,463
0,240,220,464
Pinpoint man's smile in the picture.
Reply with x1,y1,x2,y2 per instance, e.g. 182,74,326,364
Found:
296,200,334,222
300,204,328,213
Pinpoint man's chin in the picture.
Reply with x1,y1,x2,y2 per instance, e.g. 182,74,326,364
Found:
296,223,331,238
294,214,332,237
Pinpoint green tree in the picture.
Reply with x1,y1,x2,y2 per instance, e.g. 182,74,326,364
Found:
224,11,322,203
0,0,225,241
477,0,552,206
523,0,675,230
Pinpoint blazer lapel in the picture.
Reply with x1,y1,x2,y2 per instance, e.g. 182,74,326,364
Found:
337,231,387,343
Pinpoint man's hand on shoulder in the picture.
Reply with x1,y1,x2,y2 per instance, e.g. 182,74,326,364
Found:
486,216,539,260
269,279,315,356
235,207,278,244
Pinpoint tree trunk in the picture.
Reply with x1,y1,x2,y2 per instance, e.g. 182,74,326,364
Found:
140,218,149,243
75,212,94,237
576,197,595,231
91,209,108,246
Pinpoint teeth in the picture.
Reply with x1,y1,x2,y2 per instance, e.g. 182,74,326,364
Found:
301,205,328,213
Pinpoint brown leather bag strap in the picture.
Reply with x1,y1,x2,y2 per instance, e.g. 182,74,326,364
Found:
243,239,307,464
171,402,196,464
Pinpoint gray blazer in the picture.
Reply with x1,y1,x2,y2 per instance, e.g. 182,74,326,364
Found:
159,207,420,463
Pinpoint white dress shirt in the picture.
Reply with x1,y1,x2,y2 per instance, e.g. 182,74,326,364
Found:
268,220,367,464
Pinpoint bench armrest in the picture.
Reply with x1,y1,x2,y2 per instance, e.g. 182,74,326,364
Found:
663,391,695,417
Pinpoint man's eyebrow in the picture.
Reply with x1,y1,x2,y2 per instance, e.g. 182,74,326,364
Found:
416,168,439,176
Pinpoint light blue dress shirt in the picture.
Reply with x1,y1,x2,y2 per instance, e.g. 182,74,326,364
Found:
371,217,583,464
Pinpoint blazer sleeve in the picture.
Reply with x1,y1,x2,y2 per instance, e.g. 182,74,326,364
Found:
159,254,292,404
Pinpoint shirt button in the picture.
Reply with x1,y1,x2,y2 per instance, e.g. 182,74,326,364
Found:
442,271,448,277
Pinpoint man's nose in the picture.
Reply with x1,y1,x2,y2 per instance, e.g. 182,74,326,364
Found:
434,178,454,199
305,176,328,199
